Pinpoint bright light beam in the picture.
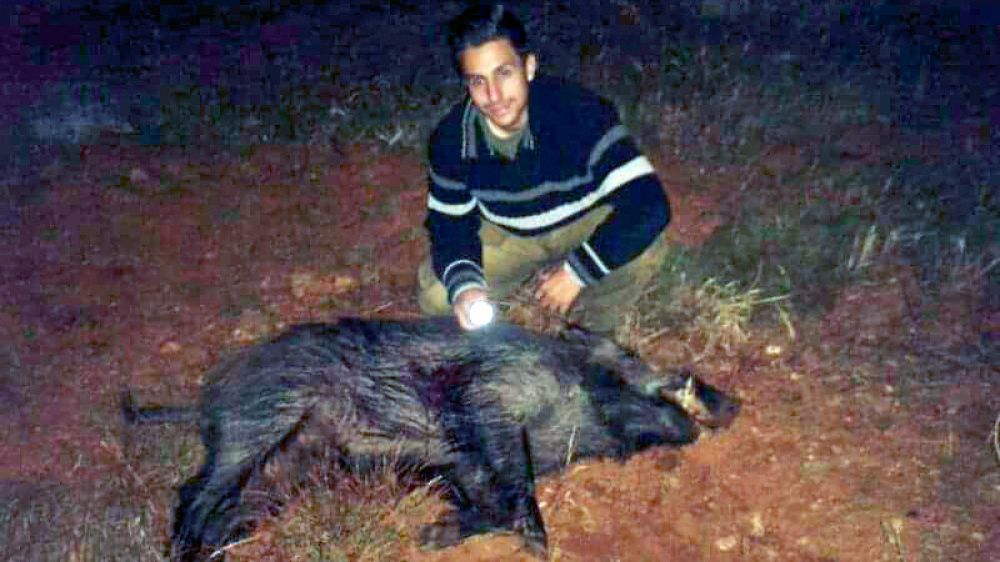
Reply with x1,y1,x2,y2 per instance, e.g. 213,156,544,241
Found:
467,299,495,329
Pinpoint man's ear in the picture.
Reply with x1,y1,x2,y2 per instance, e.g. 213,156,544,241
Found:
525,53,538,81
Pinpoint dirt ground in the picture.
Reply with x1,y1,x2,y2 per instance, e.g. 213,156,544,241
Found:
0,140,997,561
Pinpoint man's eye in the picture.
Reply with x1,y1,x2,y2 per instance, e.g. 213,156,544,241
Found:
498,67,514,78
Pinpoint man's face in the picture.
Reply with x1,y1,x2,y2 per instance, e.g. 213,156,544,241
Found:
459,38,537,139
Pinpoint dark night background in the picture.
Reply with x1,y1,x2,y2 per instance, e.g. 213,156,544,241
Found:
3,1,999,148
3,0,996,290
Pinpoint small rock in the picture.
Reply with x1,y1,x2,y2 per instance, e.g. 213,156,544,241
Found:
749,512,766,538
290,271,358,301
129,167,151,183
159,341,182,355
715,535,738,551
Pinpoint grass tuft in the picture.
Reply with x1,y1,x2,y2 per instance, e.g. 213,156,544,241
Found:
254,463,446,562
666,277,791,359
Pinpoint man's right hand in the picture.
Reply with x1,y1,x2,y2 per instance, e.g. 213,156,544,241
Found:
453,288,489,330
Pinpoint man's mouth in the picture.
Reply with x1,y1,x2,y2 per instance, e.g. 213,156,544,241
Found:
489,104,510,118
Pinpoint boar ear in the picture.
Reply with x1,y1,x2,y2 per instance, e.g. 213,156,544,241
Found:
562,325,635,376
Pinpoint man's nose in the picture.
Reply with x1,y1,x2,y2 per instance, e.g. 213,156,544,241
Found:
486,80,501,102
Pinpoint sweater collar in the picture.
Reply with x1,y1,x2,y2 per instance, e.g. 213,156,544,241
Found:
460,95,537,161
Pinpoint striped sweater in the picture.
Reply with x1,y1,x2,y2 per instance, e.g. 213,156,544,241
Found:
425,76,670,304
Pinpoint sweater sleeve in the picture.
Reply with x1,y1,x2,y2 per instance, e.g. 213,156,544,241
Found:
424,125,487,304
564,101,670,286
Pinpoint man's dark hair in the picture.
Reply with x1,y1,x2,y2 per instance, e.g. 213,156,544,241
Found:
446,3,529,75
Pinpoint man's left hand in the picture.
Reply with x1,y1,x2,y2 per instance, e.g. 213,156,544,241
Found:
534,267,582,315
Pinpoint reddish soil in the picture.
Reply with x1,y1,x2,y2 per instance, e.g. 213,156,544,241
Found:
0,142,996,561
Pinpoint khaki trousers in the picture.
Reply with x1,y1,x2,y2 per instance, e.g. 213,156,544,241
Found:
417,207,670,334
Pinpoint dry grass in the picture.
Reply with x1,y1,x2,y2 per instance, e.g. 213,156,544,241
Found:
0,418,447,562
230,463,448,562
0,479,167,562
684,278,791,357
642,276,793,362
0,412,203,561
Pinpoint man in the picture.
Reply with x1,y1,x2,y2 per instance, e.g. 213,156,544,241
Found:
418,3,671,334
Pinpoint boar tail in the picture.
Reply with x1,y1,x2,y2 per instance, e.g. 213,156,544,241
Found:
120,386,199,425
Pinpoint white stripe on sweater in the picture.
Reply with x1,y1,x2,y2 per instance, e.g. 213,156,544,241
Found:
479,156,655,230
428,193,477,216
581,241,610,275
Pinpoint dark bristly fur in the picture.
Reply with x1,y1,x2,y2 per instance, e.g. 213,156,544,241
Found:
151,317,737,561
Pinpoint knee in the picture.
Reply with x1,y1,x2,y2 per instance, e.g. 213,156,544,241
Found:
417,259,451,315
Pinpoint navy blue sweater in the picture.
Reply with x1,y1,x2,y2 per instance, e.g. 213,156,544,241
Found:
425,76,670,304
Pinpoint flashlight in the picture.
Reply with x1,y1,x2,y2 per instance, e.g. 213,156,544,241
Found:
466,298,496,329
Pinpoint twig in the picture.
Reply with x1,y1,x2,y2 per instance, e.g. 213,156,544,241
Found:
880,519,907,562
992,411,1000,468
366,301,395,314
953,255,1000,290
739,167,760,192
565,425,578,466
543,425,581,522
637,326,671,347
751,293,792,305
209,535,258,561
977,255,1000,279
